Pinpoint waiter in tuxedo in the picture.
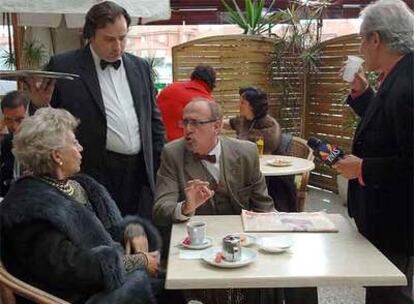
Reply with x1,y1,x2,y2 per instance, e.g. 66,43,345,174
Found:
334,0,413,303
28,1,165,219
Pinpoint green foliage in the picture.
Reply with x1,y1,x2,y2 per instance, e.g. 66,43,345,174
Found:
143,56,164,83
221,0,278,35
0,49,15,69
271,1,331,120
22,40,47,69
366,71,378,87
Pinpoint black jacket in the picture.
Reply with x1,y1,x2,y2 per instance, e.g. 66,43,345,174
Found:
346,52,413,256
0,174,161,303
0,134,14,196
47,46,165,193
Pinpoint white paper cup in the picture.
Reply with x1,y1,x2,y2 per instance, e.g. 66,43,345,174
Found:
186,221,206,245
342,55,364,82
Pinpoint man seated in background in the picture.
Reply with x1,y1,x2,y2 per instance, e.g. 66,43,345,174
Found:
0,91,28,196
157,65,216,141
153,99,317,304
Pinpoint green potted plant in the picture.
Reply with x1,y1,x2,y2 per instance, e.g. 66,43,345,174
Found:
221,0,278,35
22,39,48,69
0,49,15,69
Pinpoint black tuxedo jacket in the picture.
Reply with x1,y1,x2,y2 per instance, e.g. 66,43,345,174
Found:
47,46,165,192
0,134,14,196
347,52,413,256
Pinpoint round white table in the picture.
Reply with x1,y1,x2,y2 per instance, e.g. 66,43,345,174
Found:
259,155,315,176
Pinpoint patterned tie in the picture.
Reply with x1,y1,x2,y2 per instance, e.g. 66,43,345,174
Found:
100,59,121,70
193,153,216,163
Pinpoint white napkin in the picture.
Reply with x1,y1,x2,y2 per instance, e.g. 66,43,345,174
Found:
179,249,210,259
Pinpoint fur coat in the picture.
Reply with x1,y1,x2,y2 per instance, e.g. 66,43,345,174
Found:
0,174,161,304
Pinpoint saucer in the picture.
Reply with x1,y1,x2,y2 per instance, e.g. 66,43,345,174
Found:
258,236,293,253
266,159,292,167
201,247,256,268
181,236,213,250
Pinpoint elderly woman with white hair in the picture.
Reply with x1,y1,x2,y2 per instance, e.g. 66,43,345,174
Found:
334,0,414,303
0,108,162,304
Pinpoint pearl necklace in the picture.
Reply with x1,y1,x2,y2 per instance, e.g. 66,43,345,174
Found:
40,176,75,196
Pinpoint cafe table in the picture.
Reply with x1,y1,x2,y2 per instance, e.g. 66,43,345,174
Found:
165,215,406,289
259,155,315,177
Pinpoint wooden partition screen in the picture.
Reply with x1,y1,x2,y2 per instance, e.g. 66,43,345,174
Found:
172,34,361,192
172,35,303,135
306,34,361,191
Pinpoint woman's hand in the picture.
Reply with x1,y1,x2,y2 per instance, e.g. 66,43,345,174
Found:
125,236,159,276
125,236,148,254
145,251,159,277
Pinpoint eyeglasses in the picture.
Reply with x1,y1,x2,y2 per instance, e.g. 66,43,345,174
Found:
179,118,217,128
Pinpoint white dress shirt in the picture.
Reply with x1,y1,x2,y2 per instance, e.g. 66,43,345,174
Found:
90,45,141,155
174,140,222,220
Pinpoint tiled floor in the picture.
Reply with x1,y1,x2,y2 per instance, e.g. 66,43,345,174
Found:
305,187,365,304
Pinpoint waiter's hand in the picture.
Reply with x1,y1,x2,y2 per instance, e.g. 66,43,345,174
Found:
25,77,55,108
332,154,362,179
182,179,214,215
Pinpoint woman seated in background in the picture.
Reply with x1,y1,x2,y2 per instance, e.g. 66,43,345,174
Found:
0,108,161,304
227,86,281,154
226,86,297,212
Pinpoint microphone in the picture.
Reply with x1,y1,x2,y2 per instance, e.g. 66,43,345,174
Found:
307,137,345,166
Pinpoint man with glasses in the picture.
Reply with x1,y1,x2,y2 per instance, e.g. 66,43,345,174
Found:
153,98,274,224
153,99,318,303
0,91,29,196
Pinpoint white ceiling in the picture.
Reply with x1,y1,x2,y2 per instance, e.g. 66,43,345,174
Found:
0,0,171,27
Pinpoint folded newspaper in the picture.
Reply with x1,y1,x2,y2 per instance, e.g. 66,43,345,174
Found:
241,210,338,232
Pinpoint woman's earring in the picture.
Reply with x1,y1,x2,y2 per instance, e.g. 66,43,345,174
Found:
59,161,63,166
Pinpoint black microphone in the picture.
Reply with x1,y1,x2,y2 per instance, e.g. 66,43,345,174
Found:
307,137,345,166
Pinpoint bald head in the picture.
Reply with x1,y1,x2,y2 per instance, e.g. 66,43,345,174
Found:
184,98,223,121
182,99,222,154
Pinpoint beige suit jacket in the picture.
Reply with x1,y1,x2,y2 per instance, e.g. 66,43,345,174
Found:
153,136,274,226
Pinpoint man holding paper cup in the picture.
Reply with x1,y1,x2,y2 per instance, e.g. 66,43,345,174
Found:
335,1,413,303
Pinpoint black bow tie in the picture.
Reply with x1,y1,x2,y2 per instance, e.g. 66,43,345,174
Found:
194,153,216,163
100,59,121,70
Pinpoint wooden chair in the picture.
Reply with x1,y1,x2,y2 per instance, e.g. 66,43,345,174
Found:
0,261,69,304
287,136,315,212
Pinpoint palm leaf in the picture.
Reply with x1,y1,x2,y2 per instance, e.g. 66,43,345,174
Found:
245,0,254,31
231,0,248,25
221,0,248,32
252,0,264,31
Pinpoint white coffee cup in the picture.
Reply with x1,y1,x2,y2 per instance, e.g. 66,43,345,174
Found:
342,55,364,82
186,221,206,245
